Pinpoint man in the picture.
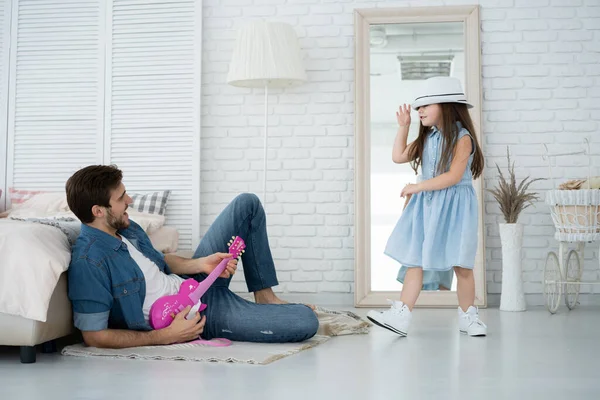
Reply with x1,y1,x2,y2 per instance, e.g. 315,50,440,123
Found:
66,165,318,349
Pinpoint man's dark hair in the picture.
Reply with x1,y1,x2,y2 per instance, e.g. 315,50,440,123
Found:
66,165,123,223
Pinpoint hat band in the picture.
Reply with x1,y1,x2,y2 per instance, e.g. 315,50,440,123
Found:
414,92,465,101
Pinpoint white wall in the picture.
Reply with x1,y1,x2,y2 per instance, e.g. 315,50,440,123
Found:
202,0,600,305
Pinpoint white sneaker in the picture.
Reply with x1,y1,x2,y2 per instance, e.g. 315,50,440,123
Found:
367,300,412,336
458,306,487,336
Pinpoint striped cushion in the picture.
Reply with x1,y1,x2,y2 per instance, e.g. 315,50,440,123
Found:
129,190,171,216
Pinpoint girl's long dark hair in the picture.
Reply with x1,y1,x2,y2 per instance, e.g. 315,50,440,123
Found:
407,103,484,179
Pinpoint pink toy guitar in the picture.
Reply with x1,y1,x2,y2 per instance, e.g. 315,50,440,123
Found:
149,236,246,331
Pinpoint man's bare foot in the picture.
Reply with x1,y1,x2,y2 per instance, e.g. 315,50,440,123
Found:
254,288,316,310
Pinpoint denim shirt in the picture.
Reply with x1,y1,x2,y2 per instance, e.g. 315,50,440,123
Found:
422,122,474,182
68,220,172,332
420,122,475,201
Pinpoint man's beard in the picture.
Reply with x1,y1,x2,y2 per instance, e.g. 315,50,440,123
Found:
106,208,129,231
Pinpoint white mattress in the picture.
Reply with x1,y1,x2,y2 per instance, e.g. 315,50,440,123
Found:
0,219,71,322
0,273,73,346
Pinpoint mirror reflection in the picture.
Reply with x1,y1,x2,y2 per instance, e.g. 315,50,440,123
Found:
369,22,465,292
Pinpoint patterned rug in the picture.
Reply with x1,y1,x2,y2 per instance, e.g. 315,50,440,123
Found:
61,307,371,365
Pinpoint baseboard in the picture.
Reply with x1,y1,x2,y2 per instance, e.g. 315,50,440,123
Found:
487,293,600,307
236,292,600,308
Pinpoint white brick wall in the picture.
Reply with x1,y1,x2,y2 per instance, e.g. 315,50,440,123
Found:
201,0,600,305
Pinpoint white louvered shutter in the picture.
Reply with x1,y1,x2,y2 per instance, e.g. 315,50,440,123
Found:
6,0,104,195
0,0,11,210
106,0,202,250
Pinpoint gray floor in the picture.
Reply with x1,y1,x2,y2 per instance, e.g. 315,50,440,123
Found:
1,307,599,400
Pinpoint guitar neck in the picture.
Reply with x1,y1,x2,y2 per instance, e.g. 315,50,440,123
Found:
188,256,232,303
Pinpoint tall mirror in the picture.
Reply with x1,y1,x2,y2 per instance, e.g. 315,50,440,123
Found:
354,6,486,307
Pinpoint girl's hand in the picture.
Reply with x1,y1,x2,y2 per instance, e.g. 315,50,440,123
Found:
396,104,411,127
401,183,421,197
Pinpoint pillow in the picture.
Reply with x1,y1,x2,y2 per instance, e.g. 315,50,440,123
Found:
10,192,69,213
5,191,70,219
148,226,179,253
129,190,171,216
9,188,45,208
127,209,165,234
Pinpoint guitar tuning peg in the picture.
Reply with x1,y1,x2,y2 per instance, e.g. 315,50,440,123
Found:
232,236,235,239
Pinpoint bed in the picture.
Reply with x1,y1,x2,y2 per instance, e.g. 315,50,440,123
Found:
0,195,179,363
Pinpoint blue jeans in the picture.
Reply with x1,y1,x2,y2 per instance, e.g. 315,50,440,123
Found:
190,193,319,343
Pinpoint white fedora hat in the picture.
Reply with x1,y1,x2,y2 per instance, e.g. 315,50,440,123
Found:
411,76,473,109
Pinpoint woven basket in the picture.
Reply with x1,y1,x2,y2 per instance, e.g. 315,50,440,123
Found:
546,189,600,241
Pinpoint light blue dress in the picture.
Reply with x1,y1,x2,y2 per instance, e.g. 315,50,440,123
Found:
384,122,478,291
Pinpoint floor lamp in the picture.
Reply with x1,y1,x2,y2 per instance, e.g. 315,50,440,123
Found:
227,21,307,205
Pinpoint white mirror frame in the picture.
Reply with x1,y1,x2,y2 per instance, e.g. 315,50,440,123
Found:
354,5,487,308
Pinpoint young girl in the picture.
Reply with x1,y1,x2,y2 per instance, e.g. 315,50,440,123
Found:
367,76,487,337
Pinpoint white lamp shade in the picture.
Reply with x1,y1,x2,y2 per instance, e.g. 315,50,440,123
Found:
227,21,307,88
